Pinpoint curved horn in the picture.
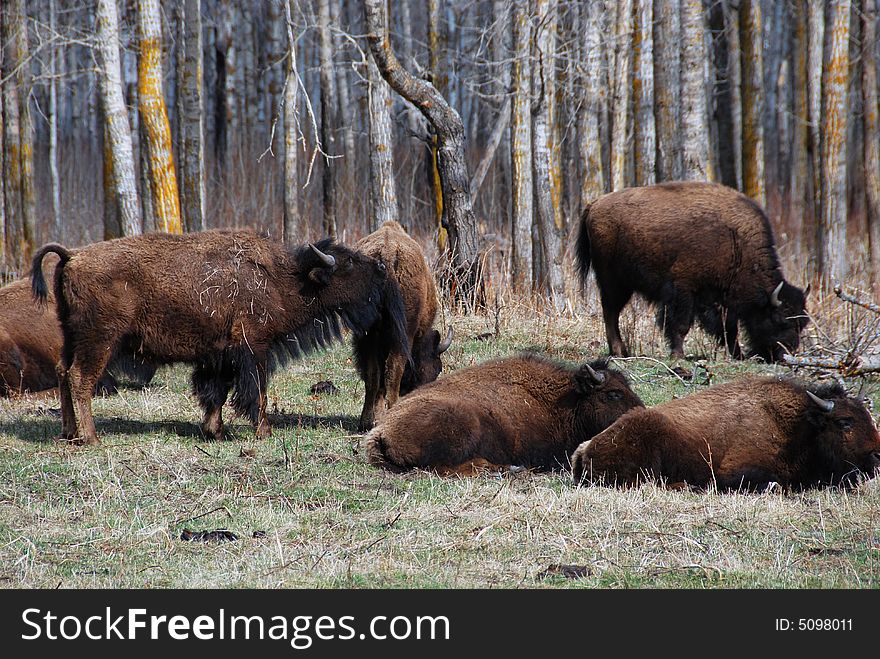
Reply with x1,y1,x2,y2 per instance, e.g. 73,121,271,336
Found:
437,326,454,354
309,243,336,268
584,363,606,385
770,281,784,308
807,390,835,413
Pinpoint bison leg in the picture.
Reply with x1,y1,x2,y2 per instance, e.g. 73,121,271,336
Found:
67,348,113,446
656,291,694,359
383,350,407,409
55,360,78,441
697,305,743,359
598,286,633,357
192,361,234,441
358,357,383,432
253,359,271,440
228,351,272,440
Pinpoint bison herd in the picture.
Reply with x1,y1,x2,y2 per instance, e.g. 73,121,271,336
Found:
2,182,879,492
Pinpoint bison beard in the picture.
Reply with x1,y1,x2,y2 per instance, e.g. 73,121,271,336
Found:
571,378,880,491
575,181,809,362
365,354,644,475
31,230,405,445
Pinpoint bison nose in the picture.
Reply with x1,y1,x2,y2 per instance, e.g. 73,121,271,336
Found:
376,260,386,274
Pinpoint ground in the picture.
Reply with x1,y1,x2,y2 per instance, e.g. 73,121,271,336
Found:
1,302,879,589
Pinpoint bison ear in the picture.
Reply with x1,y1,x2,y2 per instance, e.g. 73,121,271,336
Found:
308,266,333,286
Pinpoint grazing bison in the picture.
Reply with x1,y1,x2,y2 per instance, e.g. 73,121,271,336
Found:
575,181,809,362
31,229,405,445
366,353,644,474
1,257,154,396
354,221,452,430
571,377,880,491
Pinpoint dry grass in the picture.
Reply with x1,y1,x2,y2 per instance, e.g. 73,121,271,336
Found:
2,279,879,590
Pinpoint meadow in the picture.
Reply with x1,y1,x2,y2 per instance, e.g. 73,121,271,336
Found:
1,288,879,589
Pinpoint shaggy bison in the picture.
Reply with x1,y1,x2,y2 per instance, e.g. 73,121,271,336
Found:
576,181,809,362
1,257,153,396
354,221,452,430
571,377,880,491
366,353,644,474
31,229,405,445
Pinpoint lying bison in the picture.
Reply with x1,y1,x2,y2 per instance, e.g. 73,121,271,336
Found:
1,256,154,396
354,221,452,430
366,353,644,474
31,229,405,445
571,377,880,491
576,181,809,362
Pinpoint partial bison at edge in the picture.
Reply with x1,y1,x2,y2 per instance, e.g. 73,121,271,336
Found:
31,229,405,445
571,377,880,491
576,181,809,362
366,353,644,474
354,221,452,431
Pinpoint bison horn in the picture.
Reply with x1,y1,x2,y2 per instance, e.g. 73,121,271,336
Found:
309,243,336,268
807,390,835,413
438,326,454,354
770,281,784,308
584,363,606,385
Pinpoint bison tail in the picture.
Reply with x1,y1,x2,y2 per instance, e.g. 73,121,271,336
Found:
574,204,592,288
31,243,72,306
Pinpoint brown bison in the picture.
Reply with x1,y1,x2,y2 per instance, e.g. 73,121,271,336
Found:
354,221,452,430
366,353,644,474
576,181,809,362
31,229,406,445
571,377,880,491
1,257,153,396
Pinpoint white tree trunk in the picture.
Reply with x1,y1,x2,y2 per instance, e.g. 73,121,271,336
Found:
283,0,299,243
180,0,205,232
580,1,606,206
367,53,399,231
634,0,656,187
653,0,682,182
510,0,533,289
680,0,710,180
611,0,633,191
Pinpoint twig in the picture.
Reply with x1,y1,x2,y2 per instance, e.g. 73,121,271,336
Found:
834,286,880,314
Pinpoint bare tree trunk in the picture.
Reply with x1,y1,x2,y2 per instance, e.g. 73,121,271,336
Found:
532,0,566,309
330,0,356,183
48,0,61,237
739,0,765,205
364,0,481,301
241,1,257,143
762,0,784,216
722,0,743,191
471,99,511,198
95,0,142,236
653,0,681,182
510,0,533,290
282,0,300,243
807,0,825,228
180,0,205,232
318,0,337,239
580,1,606,206
218,0,238,169
863,0,880,286
0,9,7,269
791,0,810,250
819,0,851,288
138,0,182,233
680,0,710,180
102,115,122,240
611,0,633,191
367,52,399,231
427,0,449,250
633,0,656,187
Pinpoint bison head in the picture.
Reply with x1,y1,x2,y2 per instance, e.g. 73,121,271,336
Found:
746,280,810,362
400,326,453,396
569,360,645,445
806,383,880,487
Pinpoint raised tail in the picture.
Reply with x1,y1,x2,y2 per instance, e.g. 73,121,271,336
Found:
574,203,593,288
31,243,73,305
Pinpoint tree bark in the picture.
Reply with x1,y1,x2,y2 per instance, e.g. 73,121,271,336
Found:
633,0,656,187
807,0,825,228
611,0,633,191
283,0,299,243
510,0,533,290
739,0,765,205
580,1,606,206
863,0,880,286
367,51,399,231
819,0,851,288
180,0,206,232
318,0,338,239
653,0,681,182
48,0,61,236
364,0,481,300
680,0,710,181
95,0,142,236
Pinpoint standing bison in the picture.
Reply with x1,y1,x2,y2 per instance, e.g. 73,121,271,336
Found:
1,256,153,396
576,181,809,362
571,377,880,491
31,229,405,445
366,353,644,474
354,221,452,431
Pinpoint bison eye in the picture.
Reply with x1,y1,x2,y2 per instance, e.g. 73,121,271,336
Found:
606,391,623,401
835,418,853,431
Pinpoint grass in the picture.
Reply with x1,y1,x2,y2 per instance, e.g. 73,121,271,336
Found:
1,302,879,589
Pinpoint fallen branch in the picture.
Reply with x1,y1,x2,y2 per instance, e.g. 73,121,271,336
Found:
782,353,880,376
834,286,880,314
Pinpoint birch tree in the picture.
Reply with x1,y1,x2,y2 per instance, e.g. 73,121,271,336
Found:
863,0,880,285
653,0,681,182
580,1,606,206
510,0,533,289
633,0,656,186
680,0,710,180
49,0,61,235
283,0,300,244
807,0,824,220
179,0,205,232
318,0,337,239
610,0,633,191
1,2,23,262
739,0,765,205
95,0,141,236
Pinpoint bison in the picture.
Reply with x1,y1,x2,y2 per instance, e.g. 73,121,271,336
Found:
31,229,406,445
366,353,644,474
1,256,154,396
354,221,453,431
571,377,880,491
575,181,809,362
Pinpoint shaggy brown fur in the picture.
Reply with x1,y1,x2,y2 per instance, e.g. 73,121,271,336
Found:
1,257,153,396
366,353,644,474
354,221,451,430
576,181,809,361
571,377,880,491
31,229,405,445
